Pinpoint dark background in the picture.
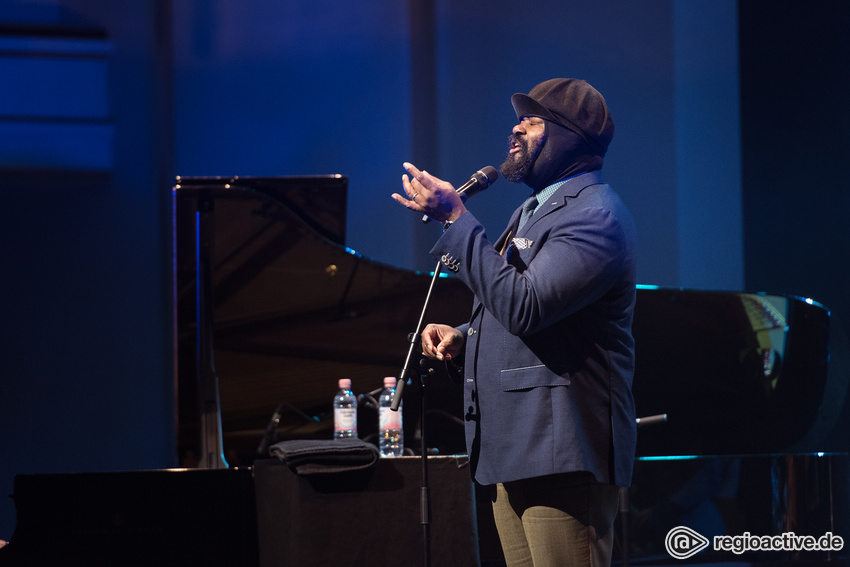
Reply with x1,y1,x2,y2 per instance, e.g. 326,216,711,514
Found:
0,0,848,539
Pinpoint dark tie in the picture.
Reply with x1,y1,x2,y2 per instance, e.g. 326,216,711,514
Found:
517,194,538,231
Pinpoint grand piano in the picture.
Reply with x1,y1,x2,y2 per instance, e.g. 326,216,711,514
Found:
3,176,849,566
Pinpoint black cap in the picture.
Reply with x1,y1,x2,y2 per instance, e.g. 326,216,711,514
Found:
511,78,614,156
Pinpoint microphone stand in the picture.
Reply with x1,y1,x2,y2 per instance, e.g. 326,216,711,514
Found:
391,259,443,567
621,413,668,567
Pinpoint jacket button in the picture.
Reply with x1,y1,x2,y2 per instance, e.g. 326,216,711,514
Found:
467,327,475,336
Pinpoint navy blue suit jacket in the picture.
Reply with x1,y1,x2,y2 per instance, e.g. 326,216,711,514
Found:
430,170,637,487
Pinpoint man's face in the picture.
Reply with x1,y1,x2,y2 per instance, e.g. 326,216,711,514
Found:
500,116,547,183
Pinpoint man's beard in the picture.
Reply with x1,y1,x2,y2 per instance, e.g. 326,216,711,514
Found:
500,133,543,183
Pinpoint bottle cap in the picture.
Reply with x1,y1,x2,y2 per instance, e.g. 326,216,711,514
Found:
383,377,397,388
339,378,351,389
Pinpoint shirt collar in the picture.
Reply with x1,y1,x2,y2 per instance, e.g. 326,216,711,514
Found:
529,171,587,213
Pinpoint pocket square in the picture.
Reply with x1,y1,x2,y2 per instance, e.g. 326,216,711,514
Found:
511,237,534,250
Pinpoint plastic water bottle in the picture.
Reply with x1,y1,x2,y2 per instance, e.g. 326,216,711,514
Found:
333,378,358,439
378,377,404,457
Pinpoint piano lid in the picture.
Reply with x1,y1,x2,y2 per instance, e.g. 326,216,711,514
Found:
174,176,473,466
175,174,349,245
632,287,850,457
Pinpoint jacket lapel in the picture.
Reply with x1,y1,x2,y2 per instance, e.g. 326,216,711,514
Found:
518,171,604,235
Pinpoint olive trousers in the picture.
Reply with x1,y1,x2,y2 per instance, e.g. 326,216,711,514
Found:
490,472,621,567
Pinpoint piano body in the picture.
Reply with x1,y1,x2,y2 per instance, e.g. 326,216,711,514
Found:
3,176,849,565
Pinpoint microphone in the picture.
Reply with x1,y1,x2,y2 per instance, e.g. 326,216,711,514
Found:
635,413,668,428
256,402,284,455
421,165,499,223
256,401,321,455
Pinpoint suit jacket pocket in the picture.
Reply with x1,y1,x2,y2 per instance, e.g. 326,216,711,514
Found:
500,364,571,391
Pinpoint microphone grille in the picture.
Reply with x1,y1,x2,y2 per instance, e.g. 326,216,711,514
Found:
479,166,498,187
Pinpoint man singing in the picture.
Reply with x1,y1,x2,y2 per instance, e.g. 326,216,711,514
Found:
392,78,637,567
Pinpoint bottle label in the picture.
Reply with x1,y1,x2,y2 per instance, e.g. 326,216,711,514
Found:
334,408,357,431
379,406,402,430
